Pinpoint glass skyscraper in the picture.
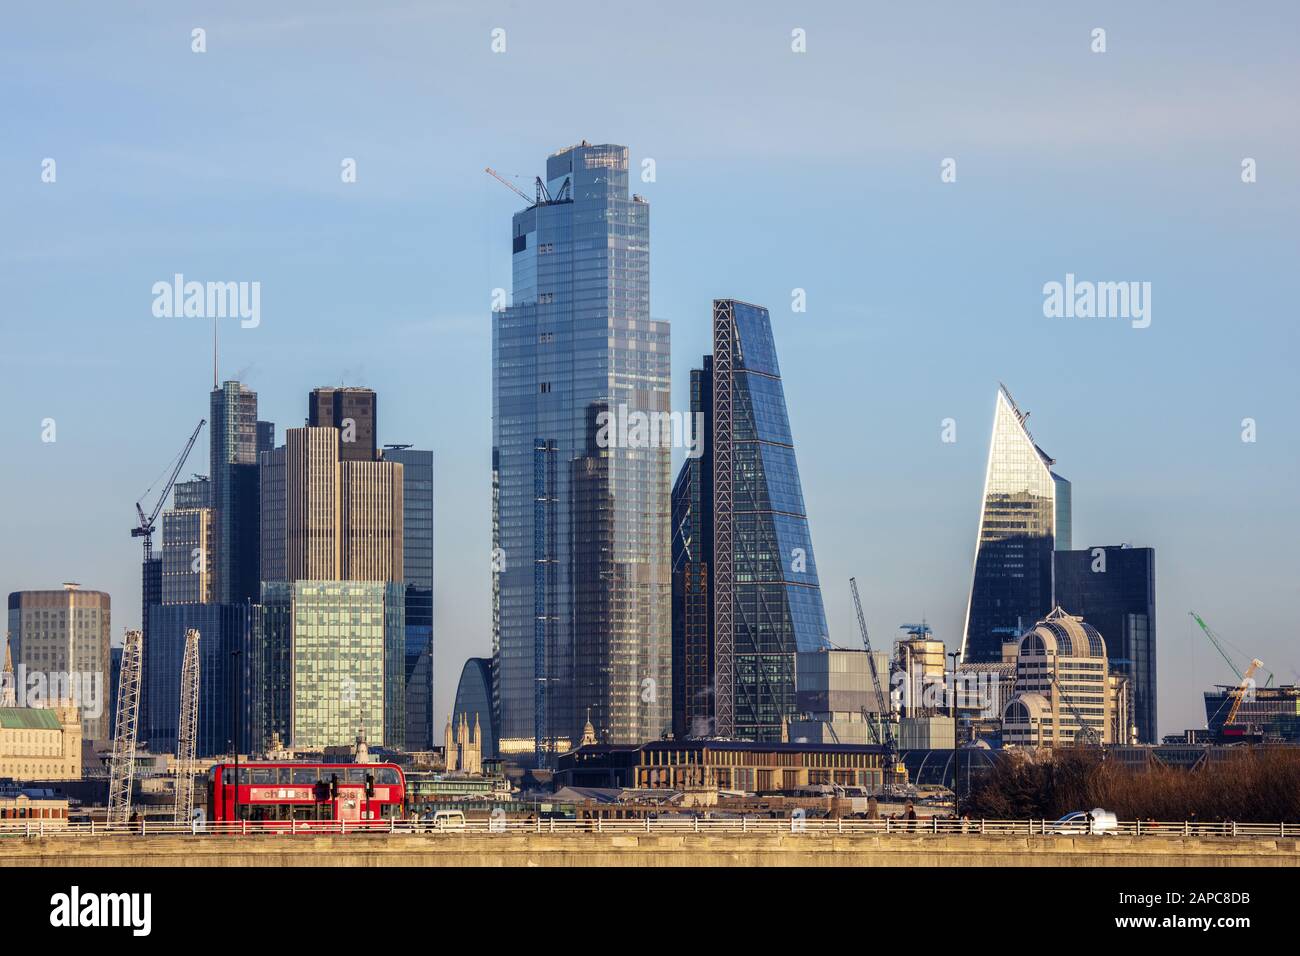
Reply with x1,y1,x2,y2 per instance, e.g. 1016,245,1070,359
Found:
145,603,251,757
492,142,671,762
961,385,1071,663
383,447,435,751
210,381,273,606
671,300,831,741
1054,545,1156,742
256,580,404,750
453,657,497,760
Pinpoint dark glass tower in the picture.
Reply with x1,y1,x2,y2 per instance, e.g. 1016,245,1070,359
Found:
1054,545,1156,742
384,446,435,751
671,361,713,738
144,603,251,757
210,381,272,606
672,300,831,742
961,385,1070,663
309,387,378,462
492,142,670,762
453,657,498,760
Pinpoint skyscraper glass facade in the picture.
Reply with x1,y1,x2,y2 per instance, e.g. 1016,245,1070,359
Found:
672,301,830,741
453,657,497,760
492,142,670,761
961,386,1069,663
257,580,404,750
1054,545,1157,742
383,447,435,751
210,381,270,606
145,603,251,757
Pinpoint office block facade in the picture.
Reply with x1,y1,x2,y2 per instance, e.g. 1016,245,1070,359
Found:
671,300,831,742
256,580,404,750
145,603,250,757
383,447,435,752
160,507,214,605
961,385,1070,663
6,585,111,743
309,387,378,462
492,142,670,761
1054,545,1157,742
260,427,403,584
210,381,272,605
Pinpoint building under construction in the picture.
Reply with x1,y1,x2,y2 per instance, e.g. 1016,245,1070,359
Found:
1205,684,1300,743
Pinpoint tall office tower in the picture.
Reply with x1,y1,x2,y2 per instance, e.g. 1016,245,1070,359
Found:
173,476,211,511
160,507,215,604
210,381,270,605
6,585,112,743
259,427,404,582
671,362,712,739
144,603,250,757
670,300,831,741
1054,545,1156,742
492,141,670,762
383,447,435,751
309,387,378,462
256,581,404,750
338,460,404,581
960,385,1071,664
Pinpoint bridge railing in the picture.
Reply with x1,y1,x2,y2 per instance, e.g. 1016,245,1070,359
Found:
0,817,1289,838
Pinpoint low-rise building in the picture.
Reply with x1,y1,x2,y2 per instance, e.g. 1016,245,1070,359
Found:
0,705,81,780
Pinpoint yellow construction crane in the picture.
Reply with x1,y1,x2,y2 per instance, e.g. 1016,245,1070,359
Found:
1225,658,1264,727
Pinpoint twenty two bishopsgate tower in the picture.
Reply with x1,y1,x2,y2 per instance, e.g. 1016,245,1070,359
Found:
492,142,671,762
960,385,1071,663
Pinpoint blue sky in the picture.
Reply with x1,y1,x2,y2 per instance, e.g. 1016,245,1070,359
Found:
2,1,1296,738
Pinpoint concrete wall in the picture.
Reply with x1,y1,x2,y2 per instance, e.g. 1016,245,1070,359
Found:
3,833,1298,867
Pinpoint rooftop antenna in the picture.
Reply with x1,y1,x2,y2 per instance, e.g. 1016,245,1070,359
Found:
212,316,219,389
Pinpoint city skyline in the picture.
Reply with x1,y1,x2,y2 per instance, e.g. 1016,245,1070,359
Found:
3,2,1298,741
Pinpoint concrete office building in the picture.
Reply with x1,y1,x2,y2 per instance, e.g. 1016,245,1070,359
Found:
6,585,111,744
787,648,891,746
1001,608,1132,747
309,386,378,462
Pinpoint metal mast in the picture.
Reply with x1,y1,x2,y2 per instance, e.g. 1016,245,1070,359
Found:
173,628,201,822
108,629,143,824
850,577,898,786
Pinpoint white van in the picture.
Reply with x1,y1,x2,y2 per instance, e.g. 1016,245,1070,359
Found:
1051,808,1119,835
430,809,466,831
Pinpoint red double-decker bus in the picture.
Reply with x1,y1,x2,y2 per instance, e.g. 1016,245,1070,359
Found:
209,762,406,827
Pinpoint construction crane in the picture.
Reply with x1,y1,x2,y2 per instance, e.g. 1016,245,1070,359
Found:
484,166,532,204
1189,611,1273,687
484,166,573,206
131,419,206,562
1225,658,1265,728
1048,672,1102,747
849,577,898,789
108,630,143,825
172,629,201,823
